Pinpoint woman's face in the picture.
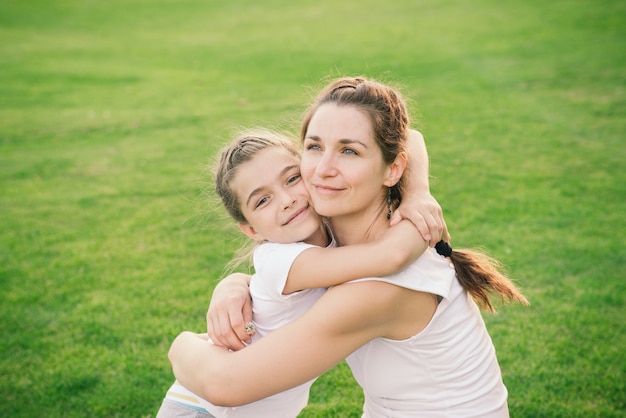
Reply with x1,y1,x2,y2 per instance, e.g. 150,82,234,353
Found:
301,103,393,219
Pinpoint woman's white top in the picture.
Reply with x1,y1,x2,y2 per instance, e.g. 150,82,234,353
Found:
345,247,510,418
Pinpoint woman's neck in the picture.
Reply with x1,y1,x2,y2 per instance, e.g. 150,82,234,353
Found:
329,204,389,246
303,222,331,247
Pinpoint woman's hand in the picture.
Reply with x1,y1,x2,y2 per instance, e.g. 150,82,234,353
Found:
168,331,228,401
390,192,450,247
206,273,253,350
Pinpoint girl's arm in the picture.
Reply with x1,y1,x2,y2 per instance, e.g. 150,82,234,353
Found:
171,280,436,406
205,222,424,345
283,220,426,294
391,129,450,246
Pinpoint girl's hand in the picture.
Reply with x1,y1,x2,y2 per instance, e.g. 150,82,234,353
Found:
396,129,450,247
378,220,428,270
390,192,450,247
206,273,253,351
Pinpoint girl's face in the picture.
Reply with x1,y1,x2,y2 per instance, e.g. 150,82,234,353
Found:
301,103,398,220
233,147,326,246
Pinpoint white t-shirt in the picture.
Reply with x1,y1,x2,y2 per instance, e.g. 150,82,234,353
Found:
345,247,509,418
165,231,335,418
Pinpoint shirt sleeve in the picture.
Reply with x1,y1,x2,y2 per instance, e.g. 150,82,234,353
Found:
253,242,318,296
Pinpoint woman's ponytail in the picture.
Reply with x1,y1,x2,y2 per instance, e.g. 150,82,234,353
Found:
435,241,529,313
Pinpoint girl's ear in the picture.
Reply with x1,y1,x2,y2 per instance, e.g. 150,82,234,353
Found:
383,151,408,187
238,222,265,242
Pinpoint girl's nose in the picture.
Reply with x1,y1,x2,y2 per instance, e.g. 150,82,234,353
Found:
279,190,296,211
282,198,296,211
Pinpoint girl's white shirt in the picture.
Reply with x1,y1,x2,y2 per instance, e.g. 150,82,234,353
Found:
197,230,337,417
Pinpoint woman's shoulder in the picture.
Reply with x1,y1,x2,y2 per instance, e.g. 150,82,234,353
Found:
346,247,456,299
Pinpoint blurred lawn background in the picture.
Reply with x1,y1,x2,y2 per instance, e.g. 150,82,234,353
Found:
1,0,624,416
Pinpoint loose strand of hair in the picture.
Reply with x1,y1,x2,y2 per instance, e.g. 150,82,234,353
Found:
222,238,256,277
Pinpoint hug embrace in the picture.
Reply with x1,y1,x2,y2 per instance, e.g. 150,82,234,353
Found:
158,76,529,418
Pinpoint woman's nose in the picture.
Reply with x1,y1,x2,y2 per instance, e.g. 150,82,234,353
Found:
315,151,337,177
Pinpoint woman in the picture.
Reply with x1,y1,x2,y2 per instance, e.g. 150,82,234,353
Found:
169,77,528,417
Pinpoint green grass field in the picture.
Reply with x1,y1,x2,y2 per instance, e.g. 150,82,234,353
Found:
1,0,624,416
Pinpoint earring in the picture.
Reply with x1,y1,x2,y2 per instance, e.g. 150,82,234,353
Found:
386,187,392,220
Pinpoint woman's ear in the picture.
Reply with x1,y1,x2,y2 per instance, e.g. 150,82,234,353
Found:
383,151,408,187
238,223,265,242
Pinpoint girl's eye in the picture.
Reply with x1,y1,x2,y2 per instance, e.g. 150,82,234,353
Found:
287,174,301,184
255,197,269,208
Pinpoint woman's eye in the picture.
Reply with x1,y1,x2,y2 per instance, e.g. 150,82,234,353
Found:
343,148,357,155
305,144,321,151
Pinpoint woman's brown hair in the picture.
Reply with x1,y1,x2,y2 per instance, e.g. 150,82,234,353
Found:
303,76,528,312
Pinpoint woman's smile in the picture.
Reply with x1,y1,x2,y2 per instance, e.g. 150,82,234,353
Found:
310,183,344,197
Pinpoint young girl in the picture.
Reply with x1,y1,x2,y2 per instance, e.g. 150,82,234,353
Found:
157,129,429,417
169,77,529,417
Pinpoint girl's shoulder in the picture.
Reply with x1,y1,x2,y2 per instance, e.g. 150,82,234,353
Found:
253,241,319,273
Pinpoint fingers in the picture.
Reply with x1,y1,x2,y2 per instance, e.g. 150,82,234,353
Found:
392,193,450,248
242,298,253,333
210,316,247,350
227,302,253,344
206,305,248,351
414,215,433,245
423,212,443,247
388,211,404,227
393,204,448,247
441,219,451,245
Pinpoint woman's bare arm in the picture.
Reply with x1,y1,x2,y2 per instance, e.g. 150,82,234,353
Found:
171,280,434,406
